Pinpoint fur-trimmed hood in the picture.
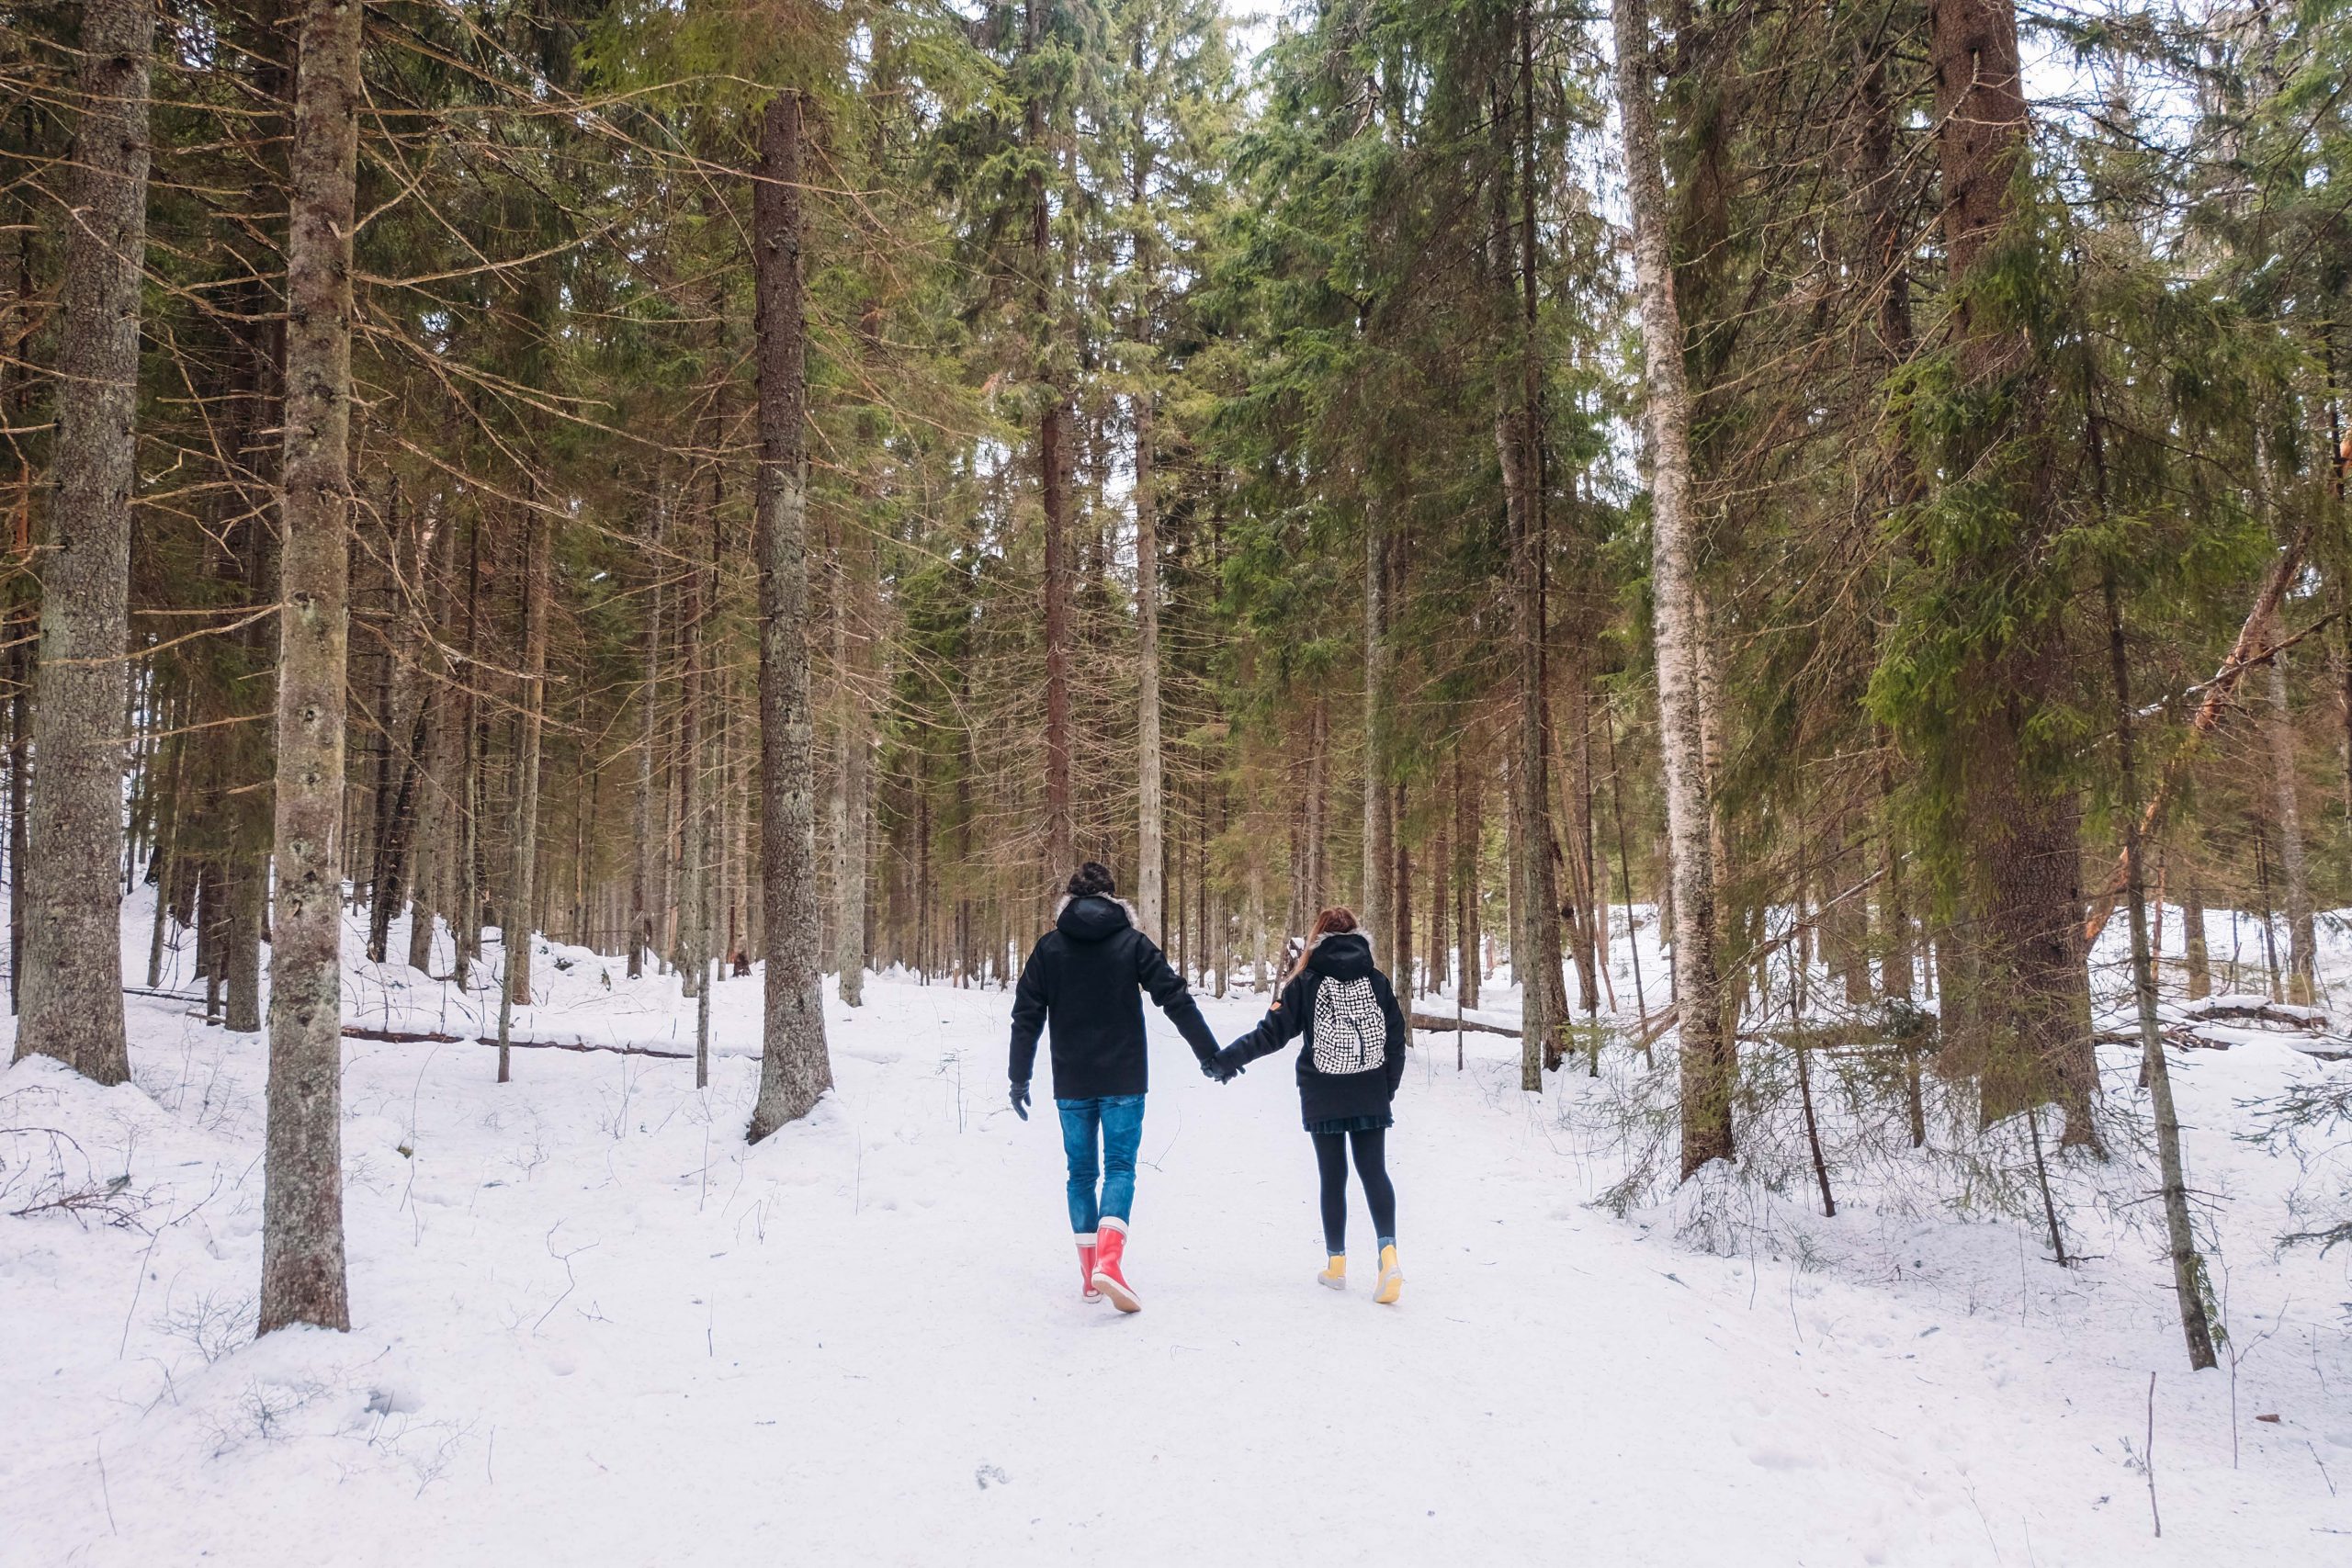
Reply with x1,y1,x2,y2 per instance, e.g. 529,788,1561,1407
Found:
1054,894,1139,943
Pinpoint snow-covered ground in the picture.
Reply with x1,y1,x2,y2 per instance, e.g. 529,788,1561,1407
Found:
3,892,2349,1566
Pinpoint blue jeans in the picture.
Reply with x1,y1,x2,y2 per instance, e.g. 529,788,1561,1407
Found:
1057,1095,1145,1235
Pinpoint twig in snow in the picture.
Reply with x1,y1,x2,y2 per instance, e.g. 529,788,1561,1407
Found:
96,1438,116,1534
534,1224,598,1332
118,1220,169,1359
2145,1371,2161,1539
2024,1107,2070,1267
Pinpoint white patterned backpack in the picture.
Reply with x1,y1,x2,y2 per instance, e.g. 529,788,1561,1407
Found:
1310,975,1386,1075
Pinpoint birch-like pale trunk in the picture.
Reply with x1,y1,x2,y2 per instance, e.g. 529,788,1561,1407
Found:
15,0,154,1083
1613,0,1731,1175
748,91,835,1141
258,0,362,1337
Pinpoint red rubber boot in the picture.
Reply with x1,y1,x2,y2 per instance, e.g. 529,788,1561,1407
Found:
1090,1217,1141,1313
1077,1235,1102,1303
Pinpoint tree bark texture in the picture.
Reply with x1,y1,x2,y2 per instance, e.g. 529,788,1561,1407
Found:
2105,572,2218,1369
259,0,362,1337
505,512,548,1014
1136,386,1164,939
15,0,154,1084
1363,509,1390,951
748,92,836,1141
1614,0,1731,1174
1027,0,1073,879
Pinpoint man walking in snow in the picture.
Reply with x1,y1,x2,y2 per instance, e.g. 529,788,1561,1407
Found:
1010,862,1224,1312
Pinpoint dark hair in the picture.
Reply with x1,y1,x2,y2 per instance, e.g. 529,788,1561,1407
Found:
1066,861,1117,899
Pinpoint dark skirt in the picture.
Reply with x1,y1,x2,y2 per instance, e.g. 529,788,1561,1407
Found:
1305,1111,1393,1136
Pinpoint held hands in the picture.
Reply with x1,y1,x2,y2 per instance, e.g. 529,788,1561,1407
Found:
1011,1080,1032,1121
1201,1048,1244,1084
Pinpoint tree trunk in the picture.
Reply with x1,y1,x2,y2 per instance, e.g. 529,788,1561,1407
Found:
506,514,548,1016
835,505,872,1004
500,512,548,1049
221,352,277,1033
2,216,29,1018
403,509,452,976
454,516,482,988
1131,104,1164,942
628,493,666,979
1136,384,1164,939
2104,571,2218,1368
1027,0,1073,879
1302,695,1328,911
2182,876,2211,998
14,0,154,1083
1363,511,1390,946
1878,740,1912,1001
1391,781,1411,988
2261,608,2315,1003
1554,659,1600,1015
1455,748,1481,1011
1428,796,1449,998
1614,0,1731,1174
366,692,428,964
748,91,835,1140
258,0,361,1337
1930,0,2097,1143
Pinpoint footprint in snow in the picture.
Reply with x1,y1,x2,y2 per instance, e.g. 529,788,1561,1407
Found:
975,1463,1011,1491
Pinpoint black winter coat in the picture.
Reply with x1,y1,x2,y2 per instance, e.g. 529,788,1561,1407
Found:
1009,896,1221,1100
1218,932,1408,1126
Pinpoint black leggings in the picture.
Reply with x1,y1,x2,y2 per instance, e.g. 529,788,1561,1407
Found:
1311,1128,1396,1254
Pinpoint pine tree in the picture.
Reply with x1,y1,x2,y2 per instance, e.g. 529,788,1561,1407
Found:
258,0,364,1337
748,87,834,1140
13,0,153,1086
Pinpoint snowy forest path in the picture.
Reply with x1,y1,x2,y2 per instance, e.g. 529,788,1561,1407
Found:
2,947,2341,1566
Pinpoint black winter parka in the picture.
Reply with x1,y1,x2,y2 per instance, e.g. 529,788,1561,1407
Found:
1218,931,1408,1125
1008,896,1221,1100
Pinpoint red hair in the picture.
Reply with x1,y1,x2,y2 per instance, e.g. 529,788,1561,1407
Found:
1275,906,1359,1002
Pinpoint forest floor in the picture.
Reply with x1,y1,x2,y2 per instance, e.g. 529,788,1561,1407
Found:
3,894,2350,1566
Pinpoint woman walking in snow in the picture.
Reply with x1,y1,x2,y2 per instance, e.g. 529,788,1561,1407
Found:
1212,907,1409,1303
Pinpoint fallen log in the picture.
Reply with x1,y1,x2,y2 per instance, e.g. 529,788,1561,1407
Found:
1737,1022,1917,1054
2177,998,2330,1032
339,1024,691,1061
1409,1010,1521,1039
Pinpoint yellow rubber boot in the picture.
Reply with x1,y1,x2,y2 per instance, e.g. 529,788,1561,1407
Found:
1317,1254,1347,1291
1374,1244,1403,1305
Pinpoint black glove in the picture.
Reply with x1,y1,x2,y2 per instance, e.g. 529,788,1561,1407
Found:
1011,1081,1031,1121
1199,1055,1231,1083
1211,1047,1245,1083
